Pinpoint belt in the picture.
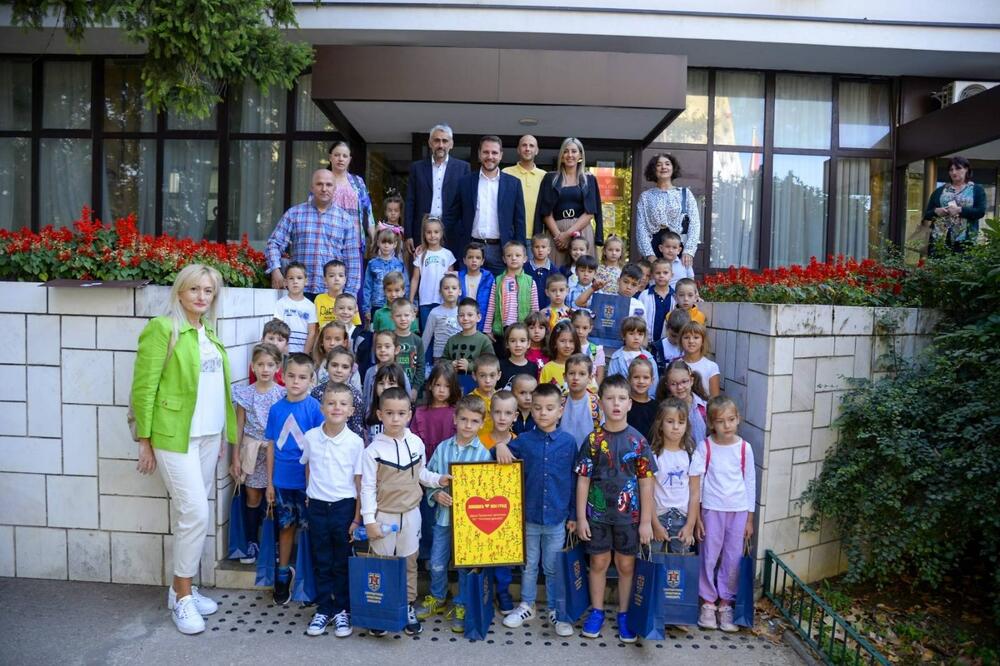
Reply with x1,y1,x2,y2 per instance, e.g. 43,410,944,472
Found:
472,237,500,245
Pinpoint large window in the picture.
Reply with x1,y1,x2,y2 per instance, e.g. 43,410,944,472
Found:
650,70,893,270
0,56,343,242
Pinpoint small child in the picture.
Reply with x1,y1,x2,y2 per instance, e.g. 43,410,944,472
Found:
417,395,492,631
681,321,720,397
638,257,675,342
359,386,450,636
690,396,755,633
568,255,599,309
637,259,653,289
458,242,495,333
650,397,700,555
470,354,501,445
250,318,289,386
375,193,405,255
410,362,460,463
231,343,286,565
480,389,517,450
571,309,605,389
498,323,536,389
391,298,425,400
564,236,590,286
659,230,695,290
538,320,581,392
422,274,462,362
607,316,659,398
626,357,658,440
364,225,409,322
541,272,573,330
674,277,706,325
442,297,493,378
301,382,365,638
524,311,550,369
315,259,362,330
511,374,538,436
657,359,709,446
484,241,539,341
264,353,324,605
363,363,407,446
575,375,656,642
362,330,413,409
273,262,318,354
596,234,625,295
311,346,364,437
411,215,456,330
559,353,603,449
495,383,578,636
372,272,418,334
526,233,556,309
656,308,690,374
332,293,371,382
313,321,348,379
575,263,646,320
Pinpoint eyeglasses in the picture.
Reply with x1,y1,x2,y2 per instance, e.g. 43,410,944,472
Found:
668,378,693,388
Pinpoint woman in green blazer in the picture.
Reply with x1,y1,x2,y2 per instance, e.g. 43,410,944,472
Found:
131,263,237,635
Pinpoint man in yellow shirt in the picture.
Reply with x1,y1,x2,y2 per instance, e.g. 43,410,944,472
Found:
503,135,546,241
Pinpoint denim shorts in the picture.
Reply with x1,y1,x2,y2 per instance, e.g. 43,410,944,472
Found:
585,521,639,556
274,487,307,529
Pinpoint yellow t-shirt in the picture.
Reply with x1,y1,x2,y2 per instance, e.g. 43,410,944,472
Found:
480,429,515,451
538,361,567,391
314,293,363,329
503,163,546,237
471,388,494,445
687,305,706,325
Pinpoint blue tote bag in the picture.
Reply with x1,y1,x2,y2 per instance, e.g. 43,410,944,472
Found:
462,567,495,641
656,542,700,626
291,526,316,603
348,552,408,632
734,540,755,627
227,485,249,560
254,503,276,587
553,534,589,624
626,546,665,640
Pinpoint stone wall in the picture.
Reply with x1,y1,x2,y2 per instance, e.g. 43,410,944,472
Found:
0,282,280,586
702,302,939,585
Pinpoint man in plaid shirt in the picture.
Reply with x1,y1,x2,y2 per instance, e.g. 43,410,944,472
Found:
266,169,363,301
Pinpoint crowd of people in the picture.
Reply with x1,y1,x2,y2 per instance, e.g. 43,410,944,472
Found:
130,126,754,644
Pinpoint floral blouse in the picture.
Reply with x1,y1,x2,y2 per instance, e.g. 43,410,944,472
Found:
635,187,701,259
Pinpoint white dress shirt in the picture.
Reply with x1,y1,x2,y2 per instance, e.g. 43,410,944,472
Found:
430,155,449,218
299,424,364,503
472,169,500,240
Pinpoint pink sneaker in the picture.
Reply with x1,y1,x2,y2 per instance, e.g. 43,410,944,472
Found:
698,603,718,630
718,604,738,632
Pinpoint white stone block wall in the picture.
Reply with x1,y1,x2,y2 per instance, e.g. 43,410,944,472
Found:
0,282,280,586
703,302,937,587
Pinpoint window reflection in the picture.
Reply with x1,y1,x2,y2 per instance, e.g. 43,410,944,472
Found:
43,61,91,130
659,69,708,144
713,71,765,148
229,140,285,246
839,81,891,150
711,151,762,268
834,158,891,258
103,139,156,233
162,140,219,239
40,138,92,227
771,155,829,266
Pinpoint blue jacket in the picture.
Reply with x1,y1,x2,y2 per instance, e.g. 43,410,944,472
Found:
404,156,470,240
458,267,495,332
445,171,526,259
364,256,408,310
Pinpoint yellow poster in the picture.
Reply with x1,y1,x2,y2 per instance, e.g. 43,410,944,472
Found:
450,461,525,568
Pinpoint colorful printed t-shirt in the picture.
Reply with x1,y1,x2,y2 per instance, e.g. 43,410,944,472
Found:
273,295,317,354
574,424,657,526
264,396,324,490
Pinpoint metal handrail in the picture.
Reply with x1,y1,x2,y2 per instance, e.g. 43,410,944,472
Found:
763,549,889,666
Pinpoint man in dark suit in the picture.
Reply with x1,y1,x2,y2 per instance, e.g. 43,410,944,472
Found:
404,124,470,255
445,135,526,275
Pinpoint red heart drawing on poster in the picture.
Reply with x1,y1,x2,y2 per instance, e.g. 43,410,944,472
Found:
465,495,510,535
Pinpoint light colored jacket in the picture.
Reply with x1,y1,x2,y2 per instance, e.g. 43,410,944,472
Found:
131,316,237,453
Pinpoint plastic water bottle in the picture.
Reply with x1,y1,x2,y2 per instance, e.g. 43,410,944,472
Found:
353,523,399,541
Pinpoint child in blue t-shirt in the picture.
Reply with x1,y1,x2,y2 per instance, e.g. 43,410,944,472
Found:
265,353,324,606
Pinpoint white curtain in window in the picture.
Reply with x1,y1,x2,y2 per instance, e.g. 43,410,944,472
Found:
162,140,218,239
774,74,832,149
0,138,31,230
771,155,829,266
236,81,286,134
230,140,285,246
711,152,761,269
296,74,335,132
835,158,891,259
102,139,156,232
0,60,32,130
839,82,891,149
43,61,91,130
40,138,91,227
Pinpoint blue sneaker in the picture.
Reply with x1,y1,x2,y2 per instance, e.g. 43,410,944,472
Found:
581,608,605,638
617,611,637,643
497,589,515,615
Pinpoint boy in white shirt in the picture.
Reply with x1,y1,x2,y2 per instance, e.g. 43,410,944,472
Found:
273,261,318,354
301,382,365,638
659,231,695,290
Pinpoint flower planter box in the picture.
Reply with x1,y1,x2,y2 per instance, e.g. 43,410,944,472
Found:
702,302,939,585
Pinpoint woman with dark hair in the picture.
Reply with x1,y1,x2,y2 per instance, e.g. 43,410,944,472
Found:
536,138,604,267
635,153,701,268
922,156,987,251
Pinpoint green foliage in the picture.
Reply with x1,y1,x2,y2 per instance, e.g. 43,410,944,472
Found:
7,0,314,118
801,238,1000,622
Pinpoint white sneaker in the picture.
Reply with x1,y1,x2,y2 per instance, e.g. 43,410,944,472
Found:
717,604,738,633
171,595,206,635
549,609,575,637
503,603,535,628
333,610,353,638
698,603,718,630
168,586,218,616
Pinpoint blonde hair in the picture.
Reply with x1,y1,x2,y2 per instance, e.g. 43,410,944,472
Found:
555,137,588,193
167,263,223,352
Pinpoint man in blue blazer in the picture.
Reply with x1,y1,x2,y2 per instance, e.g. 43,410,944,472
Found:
445,136,526,275
404,124,470,255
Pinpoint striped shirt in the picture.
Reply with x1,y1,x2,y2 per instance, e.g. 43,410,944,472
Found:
483,275,540,332
425,435,493,526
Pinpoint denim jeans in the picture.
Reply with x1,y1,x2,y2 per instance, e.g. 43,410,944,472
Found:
308,497,355,616
520,521,566,607
429,523,469,606
657,508,691,554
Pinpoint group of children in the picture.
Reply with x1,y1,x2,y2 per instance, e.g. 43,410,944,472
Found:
228,214,755,641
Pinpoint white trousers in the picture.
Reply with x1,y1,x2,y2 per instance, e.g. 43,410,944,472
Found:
155,433,221,578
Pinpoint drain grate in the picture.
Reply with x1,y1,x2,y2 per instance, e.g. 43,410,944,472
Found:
204,590,781,652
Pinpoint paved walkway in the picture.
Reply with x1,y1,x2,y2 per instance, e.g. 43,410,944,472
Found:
0,578,803,666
